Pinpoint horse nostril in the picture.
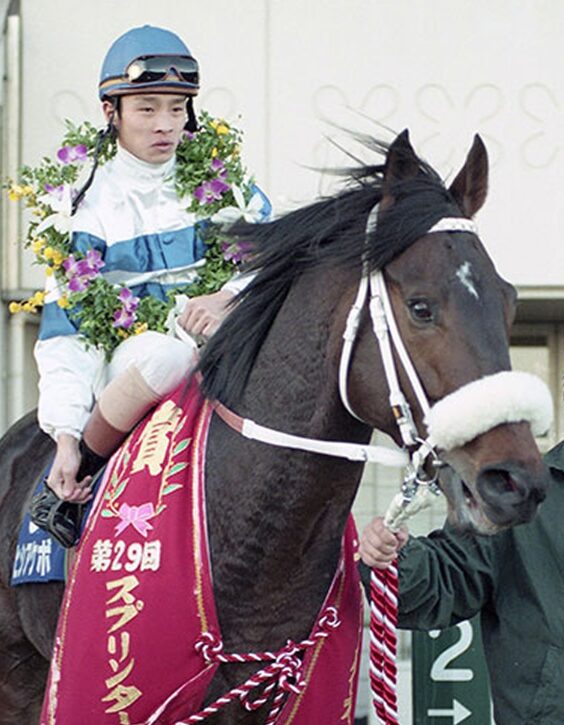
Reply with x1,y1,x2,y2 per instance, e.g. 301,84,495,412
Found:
476,465,547,525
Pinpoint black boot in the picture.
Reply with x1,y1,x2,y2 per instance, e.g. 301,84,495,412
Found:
29,441,107,548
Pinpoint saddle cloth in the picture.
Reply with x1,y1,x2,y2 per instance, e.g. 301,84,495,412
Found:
40,379,363,724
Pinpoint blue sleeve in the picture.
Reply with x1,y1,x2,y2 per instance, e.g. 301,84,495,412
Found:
251,184,272,221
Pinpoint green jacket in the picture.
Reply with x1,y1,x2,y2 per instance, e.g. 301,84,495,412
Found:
394,442,564,724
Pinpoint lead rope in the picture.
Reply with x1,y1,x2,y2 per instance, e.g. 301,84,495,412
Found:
356,209,478,724
369,481,440,724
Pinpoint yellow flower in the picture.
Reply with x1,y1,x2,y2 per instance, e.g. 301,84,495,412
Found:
211,147,219,158
8,184,24,202
117,328,130,339
43,246,55,260
134,322,148,335
8,301,22,314
57,296,70,309
45,267,54,277
52,250,65,268
31,290,46,306
211,119,229,135
22,302,36,313
21,185,34,196
32,238,46,255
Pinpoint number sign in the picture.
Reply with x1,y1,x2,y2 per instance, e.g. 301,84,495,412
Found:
412,617,492,724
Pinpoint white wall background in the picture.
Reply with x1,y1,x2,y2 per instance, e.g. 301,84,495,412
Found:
15,0,564,291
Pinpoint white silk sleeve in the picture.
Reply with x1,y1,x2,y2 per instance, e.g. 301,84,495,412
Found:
34,335,104,440
221,270,256,296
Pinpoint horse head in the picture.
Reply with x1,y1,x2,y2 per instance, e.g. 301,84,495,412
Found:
347,130,551,534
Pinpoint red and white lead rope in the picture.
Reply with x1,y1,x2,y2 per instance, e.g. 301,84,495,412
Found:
368,484,440,725
370,563,400,724
176,606,341,724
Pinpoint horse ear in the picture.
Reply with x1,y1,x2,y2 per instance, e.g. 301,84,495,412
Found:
381,129,421,209
448,134,489,217
383,129,421,184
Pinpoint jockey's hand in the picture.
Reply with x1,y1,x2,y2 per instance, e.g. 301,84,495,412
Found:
47,433,93,504
359,516,409,570
178,289,235,340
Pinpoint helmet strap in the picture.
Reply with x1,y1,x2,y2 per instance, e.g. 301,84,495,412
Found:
185,96,198,133
72,99,118,215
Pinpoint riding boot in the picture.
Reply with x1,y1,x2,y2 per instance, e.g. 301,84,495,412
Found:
29,408,128,549
29,437,108,550
76,439,105,478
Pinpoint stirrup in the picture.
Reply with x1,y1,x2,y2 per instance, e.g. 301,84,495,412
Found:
29,479,85,549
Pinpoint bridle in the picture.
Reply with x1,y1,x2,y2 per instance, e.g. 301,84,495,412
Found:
338,207,481,525
212,204,552,528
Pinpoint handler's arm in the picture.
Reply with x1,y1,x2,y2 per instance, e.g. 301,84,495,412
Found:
359,526,497,630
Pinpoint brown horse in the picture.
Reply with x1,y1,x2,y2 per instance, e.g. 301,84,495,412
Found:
0,131,549,723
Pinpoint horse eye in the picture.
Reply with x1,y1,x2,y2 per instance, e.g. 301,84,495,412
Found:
408,299,434,324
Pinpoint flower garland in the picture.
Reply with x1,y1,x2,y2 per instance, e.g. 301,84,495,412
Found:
7,111,260,357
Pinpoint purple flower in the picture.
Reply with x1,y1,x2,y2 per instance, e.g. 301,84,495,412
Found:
85,248,105,273
182,131,195,141
44,183,66,200
113,307,136,329
68,276,89,293
193,177,231,205
118,288,140,313
112,287,140,329
63,253,80,276
221,240,253,264
57,144,88,165
210,157,225,173
63,250,105,292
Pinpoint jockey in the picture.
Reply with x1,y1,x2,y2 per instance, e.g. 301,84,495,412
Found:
31,25,270,545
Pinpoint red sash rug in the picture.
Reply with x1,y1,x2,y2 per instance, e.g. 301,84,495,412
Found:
40,380,363,724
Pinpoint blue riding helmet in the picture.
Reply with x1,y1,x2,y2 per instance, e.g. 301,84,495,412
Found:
99,25,200,100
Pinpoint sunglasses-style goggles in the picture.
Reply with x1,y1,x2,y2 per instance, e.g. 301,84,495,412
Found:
124,55,199,86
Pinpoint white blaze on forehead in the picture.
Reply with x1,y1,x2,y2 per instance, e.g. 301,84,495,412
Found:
456,261,479,299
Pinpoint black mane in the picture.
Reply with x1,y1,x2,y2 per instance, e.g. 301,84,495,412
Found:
198,138,461,406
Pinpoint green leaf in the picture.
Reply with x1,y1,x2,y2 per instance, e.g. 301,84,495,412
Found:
173,438,191,455
166,462,188,477
162,483,183,495
112,479,127,499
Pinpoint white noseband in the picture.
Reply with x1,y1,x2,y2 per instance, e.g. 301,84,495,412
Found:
425,371,553,451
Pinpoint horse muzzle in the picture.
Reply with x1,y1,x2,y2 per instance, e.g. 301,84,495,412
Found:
476,461,548,526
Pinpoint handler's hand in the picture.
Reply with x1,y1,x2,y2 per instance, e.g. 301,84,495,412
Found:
47,433,93,503
178,289,235,340
359,516,409,569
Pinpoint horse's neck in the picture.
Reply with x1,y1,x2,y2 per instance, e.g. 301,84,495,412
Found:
242,268,362,428
206,267,369,648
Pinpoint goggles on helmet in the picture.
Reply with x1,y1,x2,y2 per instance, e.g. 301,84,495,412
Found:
124,54,199,86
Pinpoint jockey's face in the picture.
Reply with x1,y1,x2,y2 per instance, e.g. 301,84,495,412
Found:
103,94,188,164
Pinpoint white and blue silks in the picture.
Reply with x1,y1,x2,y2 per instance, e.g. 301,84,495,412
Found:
34,145,271,441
